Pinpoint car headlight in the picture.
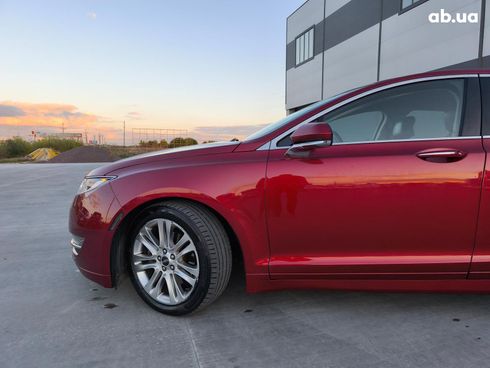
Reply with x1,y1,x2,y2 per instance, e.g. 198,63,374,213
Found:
77,176,117,194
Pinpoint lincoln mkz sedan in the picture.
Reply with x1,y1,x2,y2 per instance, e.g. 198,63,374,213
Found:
70,70,490,315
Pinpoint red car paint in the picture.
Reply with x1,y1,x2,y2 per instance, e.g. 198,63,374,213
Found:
70,70,490,294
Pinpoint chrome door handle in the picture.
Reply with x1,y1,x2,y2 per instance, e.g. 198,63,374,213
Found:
416,148,467,163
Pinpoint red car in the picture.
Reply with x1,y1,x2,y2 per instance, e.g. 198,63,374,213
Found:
70,70,490,315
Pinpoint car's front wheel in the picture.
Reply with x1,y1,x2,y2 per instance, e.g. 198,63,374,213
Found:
128,200,232,315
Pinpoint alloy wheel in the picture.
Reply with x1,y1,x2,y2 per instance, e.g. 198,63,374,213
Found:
131,218,199,305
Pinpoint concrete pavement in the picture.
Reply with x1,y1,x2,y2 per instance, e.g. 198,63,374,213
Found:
1,163,490,368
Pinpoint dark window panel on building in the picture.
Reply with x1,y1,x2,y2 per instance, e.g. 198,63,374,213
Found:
295,27,314,66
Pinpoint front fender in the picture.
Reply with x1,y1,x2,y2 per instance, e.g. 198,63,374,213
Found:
108,150,270,280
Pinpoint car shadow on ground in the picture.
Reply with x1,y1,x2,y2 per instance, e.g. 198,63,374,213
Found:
92,258,490,323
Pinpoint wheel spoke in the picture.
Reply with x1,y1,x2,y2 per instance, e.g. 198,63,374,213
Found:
144,226,159,249
165,273,184,304
157,219,165,248
149,272,165,298
175,234,193,254
174,268,197,287
134,261,158,272
165,273,176,303
176,239,196,258
165,220,173,249
144,270,162,295
133,253,156,262
137,232,158,255
176,260,199,278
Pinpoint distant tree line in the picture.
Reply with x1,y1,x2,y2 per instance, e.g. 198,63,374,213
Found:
138,137,198,148
0,137,83,159
0,136,213,160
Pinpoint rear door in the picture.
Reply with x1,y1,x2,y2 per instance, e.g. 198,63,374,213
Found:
267,76,484,279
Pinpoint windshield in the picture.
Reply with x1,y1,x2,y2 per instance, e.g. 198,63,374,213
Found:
244,89,360,142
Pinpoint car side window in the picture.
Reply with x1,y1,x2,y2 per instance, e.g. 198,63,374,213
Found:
278,79,465,147
325,111,384,143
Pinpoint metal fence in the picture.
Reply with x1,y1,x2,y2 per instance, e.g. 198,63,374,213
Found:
131,128,189,145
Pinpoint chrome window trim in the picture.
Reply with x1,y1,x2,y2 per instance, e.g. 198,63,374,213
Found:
259,74,478,151
333,136,481,146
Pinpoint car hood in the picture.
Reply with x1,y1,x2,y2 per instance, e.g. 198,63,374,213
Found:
90,141,240,176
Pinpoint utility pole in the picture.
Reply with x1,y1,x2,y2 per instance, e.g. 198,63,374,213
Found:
61,121,65,134
123,120,126,147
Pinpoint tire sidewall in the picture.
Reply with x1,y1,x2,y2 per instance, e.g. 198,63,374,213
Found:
128,205,211,315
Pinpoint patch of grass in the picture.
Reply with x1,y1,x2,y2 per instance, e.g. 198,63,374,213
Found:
31,138,82,152
0,137,83,160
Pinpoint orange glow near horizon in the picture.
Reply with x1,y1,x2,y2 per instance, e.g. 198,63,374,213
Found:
0,101,97,128
0,100,268,144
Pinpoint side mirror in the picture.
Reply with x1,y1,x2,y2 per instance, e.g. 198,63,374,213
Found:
286,123,333,158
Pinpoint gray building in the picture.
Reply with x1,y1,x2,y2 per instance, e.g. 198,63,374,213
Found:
286,0,489,112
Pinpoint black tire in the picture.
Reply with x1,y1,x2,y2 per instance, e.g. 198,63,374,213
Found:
128,200,232,315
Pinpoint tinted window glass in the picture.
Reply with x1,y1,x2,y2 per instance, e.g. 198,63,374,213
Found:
481,77,490,136
246,87,360,143
328,111,383,143
244,100,327,142
317,79,465,144
402,0,424,10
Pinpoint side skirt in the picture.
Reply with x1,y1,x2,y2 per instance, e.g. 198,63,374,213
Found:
245,274,490,294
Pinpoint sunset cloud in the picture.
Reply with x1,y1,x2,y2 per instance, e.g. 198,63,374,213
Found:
0,101,120,142
126,111,143,120
0,104,25,117
0,101,97,129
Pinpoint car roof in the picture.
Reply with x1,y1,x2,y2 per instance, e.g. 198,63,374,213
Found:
365,69,487,91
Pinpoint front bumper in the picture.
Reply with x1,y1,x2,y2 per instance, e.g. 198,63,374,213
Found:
69,183,122,288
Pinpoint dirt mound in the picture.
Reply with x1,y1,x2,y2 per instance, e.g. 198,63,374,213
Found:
49,146,117,163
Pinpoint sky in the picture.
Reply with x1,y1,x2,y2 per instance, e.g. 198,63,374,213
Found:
0,0,303,144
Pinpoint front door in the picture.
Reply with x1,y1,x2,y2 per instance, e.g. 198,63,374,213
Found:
267,77,484,279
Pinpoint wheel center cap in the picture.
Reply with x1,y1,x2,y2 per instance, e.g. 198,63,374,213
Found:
161,257,170,267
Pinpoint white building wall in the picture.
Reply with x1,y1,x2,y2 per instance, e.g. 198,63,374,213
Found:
286,0,325,109
287,0,325,43
286,0,487,111
380,0,481,80
286,57,324,108
323,24,380,98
